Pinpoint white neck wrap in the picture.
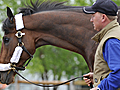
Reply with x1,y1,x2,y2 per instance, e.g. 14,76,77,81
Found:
0,13,24,71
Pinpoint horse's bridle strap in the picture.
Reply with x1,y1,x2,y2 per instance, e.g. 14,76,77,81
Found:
13,13,33,70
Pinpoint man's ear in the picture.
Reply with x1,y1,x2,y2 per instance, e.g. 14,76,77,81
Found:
102,14,107,22
7,7,14,23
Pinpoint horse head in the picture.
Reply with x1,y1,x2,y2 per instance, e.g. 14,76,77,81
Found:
0,7,36,84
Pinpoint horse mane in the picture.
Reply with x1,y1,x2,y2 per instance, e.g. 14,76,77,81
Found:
19,0,74,16
2,0,82,33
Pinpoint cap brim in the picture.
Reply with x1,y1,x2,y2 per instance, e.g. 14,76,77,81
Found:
83,7,96,14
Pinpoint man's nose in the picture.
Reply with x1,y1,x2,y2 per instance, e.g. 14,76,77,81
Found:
90,18,93,22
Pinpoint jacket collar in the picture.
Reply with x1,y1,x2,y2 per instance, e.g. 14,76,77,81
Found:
91,19,119,42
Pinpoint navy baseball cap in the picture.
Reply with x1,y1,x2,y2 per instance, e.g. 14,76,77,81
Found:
83,0,118,16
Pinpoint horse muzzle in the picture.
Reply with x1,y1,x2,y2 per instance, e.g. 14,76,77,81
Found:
0,70,14,85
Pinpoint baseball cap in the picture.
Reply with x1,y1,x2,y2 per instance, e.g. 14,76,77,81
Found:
83,0,118,16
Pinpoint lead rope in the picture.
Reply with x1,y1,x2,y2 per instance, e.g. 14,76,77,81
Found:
15,69,83,87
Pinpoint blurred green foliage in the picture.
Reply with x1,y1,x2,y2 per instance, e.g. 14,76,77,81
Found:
27,46,88,80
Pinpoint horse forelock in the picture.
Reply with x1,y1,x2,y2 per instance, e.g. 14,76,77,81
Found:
19,0,75,16
2,18,14,34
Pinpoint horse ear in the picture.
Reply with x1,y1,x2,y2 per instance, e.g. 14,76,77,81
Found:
7,7,14,23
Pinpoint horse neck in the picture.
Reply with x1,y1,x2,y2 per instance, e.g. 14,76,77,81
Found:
23,11,96,56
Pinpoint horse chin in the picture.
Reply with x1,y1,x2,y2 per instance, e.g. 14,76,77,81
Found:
0,70,15,85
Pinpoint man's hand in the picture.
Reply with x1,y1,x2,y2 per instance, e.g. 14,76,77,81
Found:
83,72,93,86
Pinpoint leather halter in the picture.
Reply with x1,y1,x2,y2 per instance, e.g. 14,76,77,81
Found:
4,13,33,84
10,13,33,71
11,31,33,71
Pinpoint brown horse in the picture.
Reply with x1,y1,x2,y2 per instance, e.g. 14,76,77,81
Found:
0,0,119,85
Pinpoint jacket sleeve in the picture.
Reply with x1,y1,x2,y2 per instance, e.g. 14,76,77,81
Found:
98,38,120,90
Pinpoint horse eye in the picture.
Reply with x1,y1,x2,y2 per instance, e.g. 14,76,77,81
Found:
3,37,10,44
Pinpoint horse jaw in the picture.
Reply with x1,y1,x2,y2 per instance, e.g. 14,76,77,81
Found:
0,71,15,85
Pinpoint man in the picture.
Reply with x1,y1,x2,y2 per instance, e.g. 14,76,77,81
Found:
82,0,120,90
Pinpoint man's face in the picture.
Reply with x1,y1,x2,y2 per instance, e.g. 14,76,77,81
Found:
90,12,103,31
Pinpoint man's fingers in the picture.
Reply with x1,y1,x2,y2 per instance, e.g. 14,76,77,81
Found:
84,78,91,83
83,74,90,77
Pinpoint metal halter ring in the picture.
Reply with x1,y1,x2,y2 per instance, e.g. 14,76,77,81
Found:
18,42,24,46
15,31,25,38
10,63,16,71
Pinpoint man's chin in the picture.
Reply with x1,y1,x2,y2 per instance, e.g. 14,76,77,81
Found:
94,28,100,31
